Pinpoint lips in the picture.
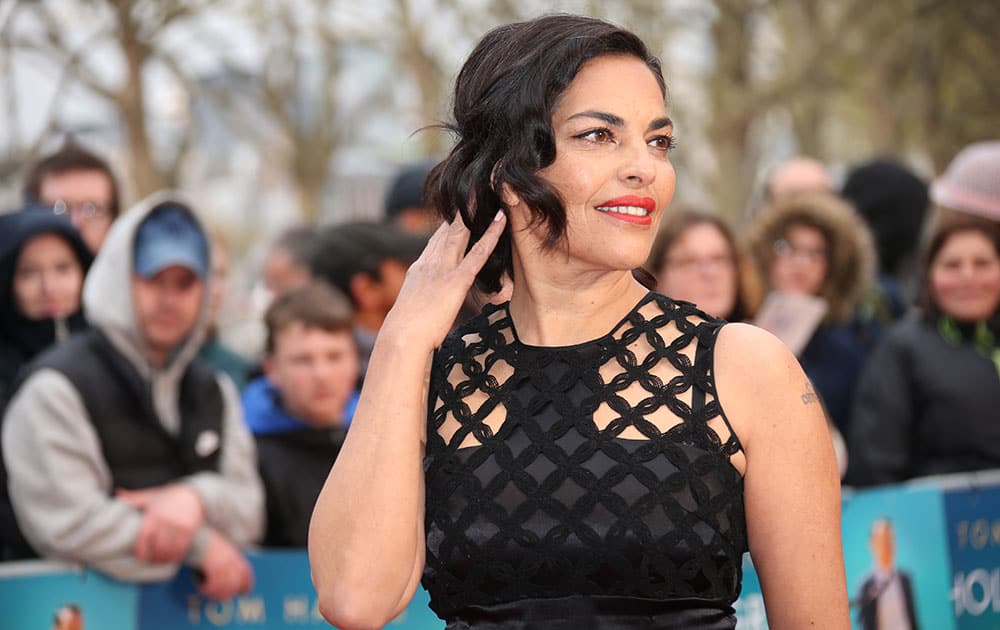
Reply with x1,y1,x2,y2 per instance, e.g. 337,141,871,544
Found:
594,196,656,225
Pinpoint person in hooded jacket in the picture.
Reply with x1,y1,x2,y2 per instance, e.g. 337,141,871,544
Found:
746,191,877,437
0,209,92,411
0,193,264,601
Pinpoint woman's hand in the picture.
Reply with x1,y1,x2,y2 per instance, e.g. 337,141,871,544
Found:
383,211,506,349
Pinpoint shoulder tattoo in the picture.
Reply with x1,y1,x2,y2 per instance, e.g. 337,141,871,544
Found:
801,381,820,406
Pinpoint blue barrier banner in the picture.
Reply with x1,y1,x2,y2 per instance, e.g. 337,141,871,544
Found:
137,550,443,629
944,484,1000,629
0,563,138,629
841,482,955,630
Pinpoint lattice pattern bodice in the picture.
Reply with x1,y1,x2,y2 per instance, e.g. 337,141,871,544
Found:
422,293,747,627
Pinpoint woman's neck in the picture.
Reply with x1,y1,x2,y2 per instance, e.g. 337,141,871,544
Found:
507,254,649,347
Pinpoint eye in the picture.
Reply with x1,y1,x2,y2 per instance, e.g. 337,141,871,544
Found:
575,127,616,144
648,135,677,152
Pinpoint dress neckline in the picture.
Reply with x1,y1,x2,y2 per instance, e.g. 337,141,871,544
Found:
501,292,656,351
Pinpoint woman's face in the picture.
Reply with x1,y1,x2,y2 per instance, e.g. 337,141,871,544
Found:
510,54,676,274
769,223,828,296
658,222,737,318
929,230,1000,322
12,233,85,320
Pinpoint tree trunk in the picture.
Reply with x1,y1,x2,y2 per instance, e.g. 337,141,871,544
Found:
707,0,756,220
115,0,169,200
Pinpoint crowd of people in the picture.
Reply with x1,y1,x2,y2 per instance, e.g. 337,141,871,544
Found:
0,141,436,600
0,13,998,626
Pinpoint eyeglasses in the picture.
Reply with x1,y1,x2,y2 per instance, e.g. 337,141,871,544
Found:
773,239,826,264
664,254,735,273
50,199,111,222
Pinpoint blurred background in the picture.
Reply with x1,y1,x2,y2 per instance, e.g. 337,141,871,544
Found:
0,0,997,266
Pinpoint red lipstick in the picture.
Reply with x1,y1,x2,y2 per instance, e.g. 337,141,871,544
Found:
597,196,656,212
594,195,656,225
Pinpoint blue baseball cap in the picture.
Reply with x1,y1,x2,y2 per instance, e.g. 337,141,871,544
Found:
133,204,209,279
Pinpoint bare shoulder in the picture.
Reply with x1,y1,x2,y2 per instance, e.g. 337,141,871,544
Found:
713,322,824,452
714,326,848,627
714,322,808,404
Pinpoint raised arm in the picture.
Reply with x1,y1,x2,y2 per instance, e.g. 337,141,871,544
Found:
714,323,849,629
308,214,507,630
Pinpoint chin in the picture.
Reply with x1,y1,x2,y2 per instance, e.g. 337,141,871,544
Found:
950,309,993,322
149,334,186,353
307,407,341,423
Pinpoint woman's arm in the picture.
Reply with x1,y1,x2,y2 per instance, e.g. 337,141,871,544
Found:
308,215,507,630
715,323,849,629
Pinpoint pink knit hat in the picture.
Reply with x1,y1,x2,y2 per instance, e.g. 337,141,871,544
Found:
931,141,1000,219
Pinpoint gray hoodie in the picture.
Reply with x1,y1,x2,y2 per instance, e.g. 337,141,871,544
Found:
2,191,264,581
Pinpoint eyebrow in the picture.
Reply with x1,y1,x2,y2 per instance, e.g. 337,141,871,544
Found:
566,110,673,133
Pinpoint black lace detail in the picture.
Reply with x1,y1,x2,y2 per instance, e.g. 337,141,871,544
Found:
422,293,747,622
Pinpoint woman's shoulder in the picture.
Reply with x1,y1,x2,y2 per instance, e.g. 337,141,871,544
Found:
714,323,807,408
715,322,795,370
713,322,820,451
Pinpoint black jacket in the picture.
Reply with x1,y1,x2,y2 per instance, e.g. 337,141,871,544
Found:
848,315,1000,485
255,426,348,547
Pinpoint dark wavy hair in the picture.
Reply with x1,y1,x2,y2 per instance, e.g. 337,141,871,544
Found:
425,14,665,293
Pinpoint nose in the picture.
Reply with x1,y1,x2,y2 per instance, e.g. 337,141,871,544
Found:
38,270,55,297
617,138,656,187
958,262,977,281
313,359,332,379
157,286,181,309
69,212,86,231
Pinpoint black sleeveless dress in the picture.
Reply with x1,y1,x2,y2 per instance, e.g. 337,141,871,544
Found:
422,293,747,629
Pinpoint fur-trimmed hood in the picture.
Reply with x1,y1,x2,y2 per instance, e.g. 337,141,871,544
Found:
746,191,876,323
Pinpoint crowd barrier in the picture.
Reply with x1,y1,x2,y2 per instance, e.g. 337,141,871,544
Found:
2,470,999,629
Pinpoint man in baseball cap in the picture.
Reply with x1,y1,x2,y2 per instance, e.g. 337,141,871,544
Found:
2,193,263,600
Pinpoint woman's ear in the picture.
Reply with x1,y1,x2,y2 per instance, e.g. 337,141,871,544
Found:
498,181,521,209
491,162,521,209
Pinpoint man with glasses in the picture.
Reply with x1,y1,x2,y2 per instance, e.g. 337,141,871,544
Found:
23,141,121,253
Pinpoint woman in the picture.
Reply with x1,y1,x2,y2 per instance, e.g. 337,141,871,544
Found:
648,208,759,321
746,192,876,437
849,213,1000,485
309,15,847,629
0,209,91,409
